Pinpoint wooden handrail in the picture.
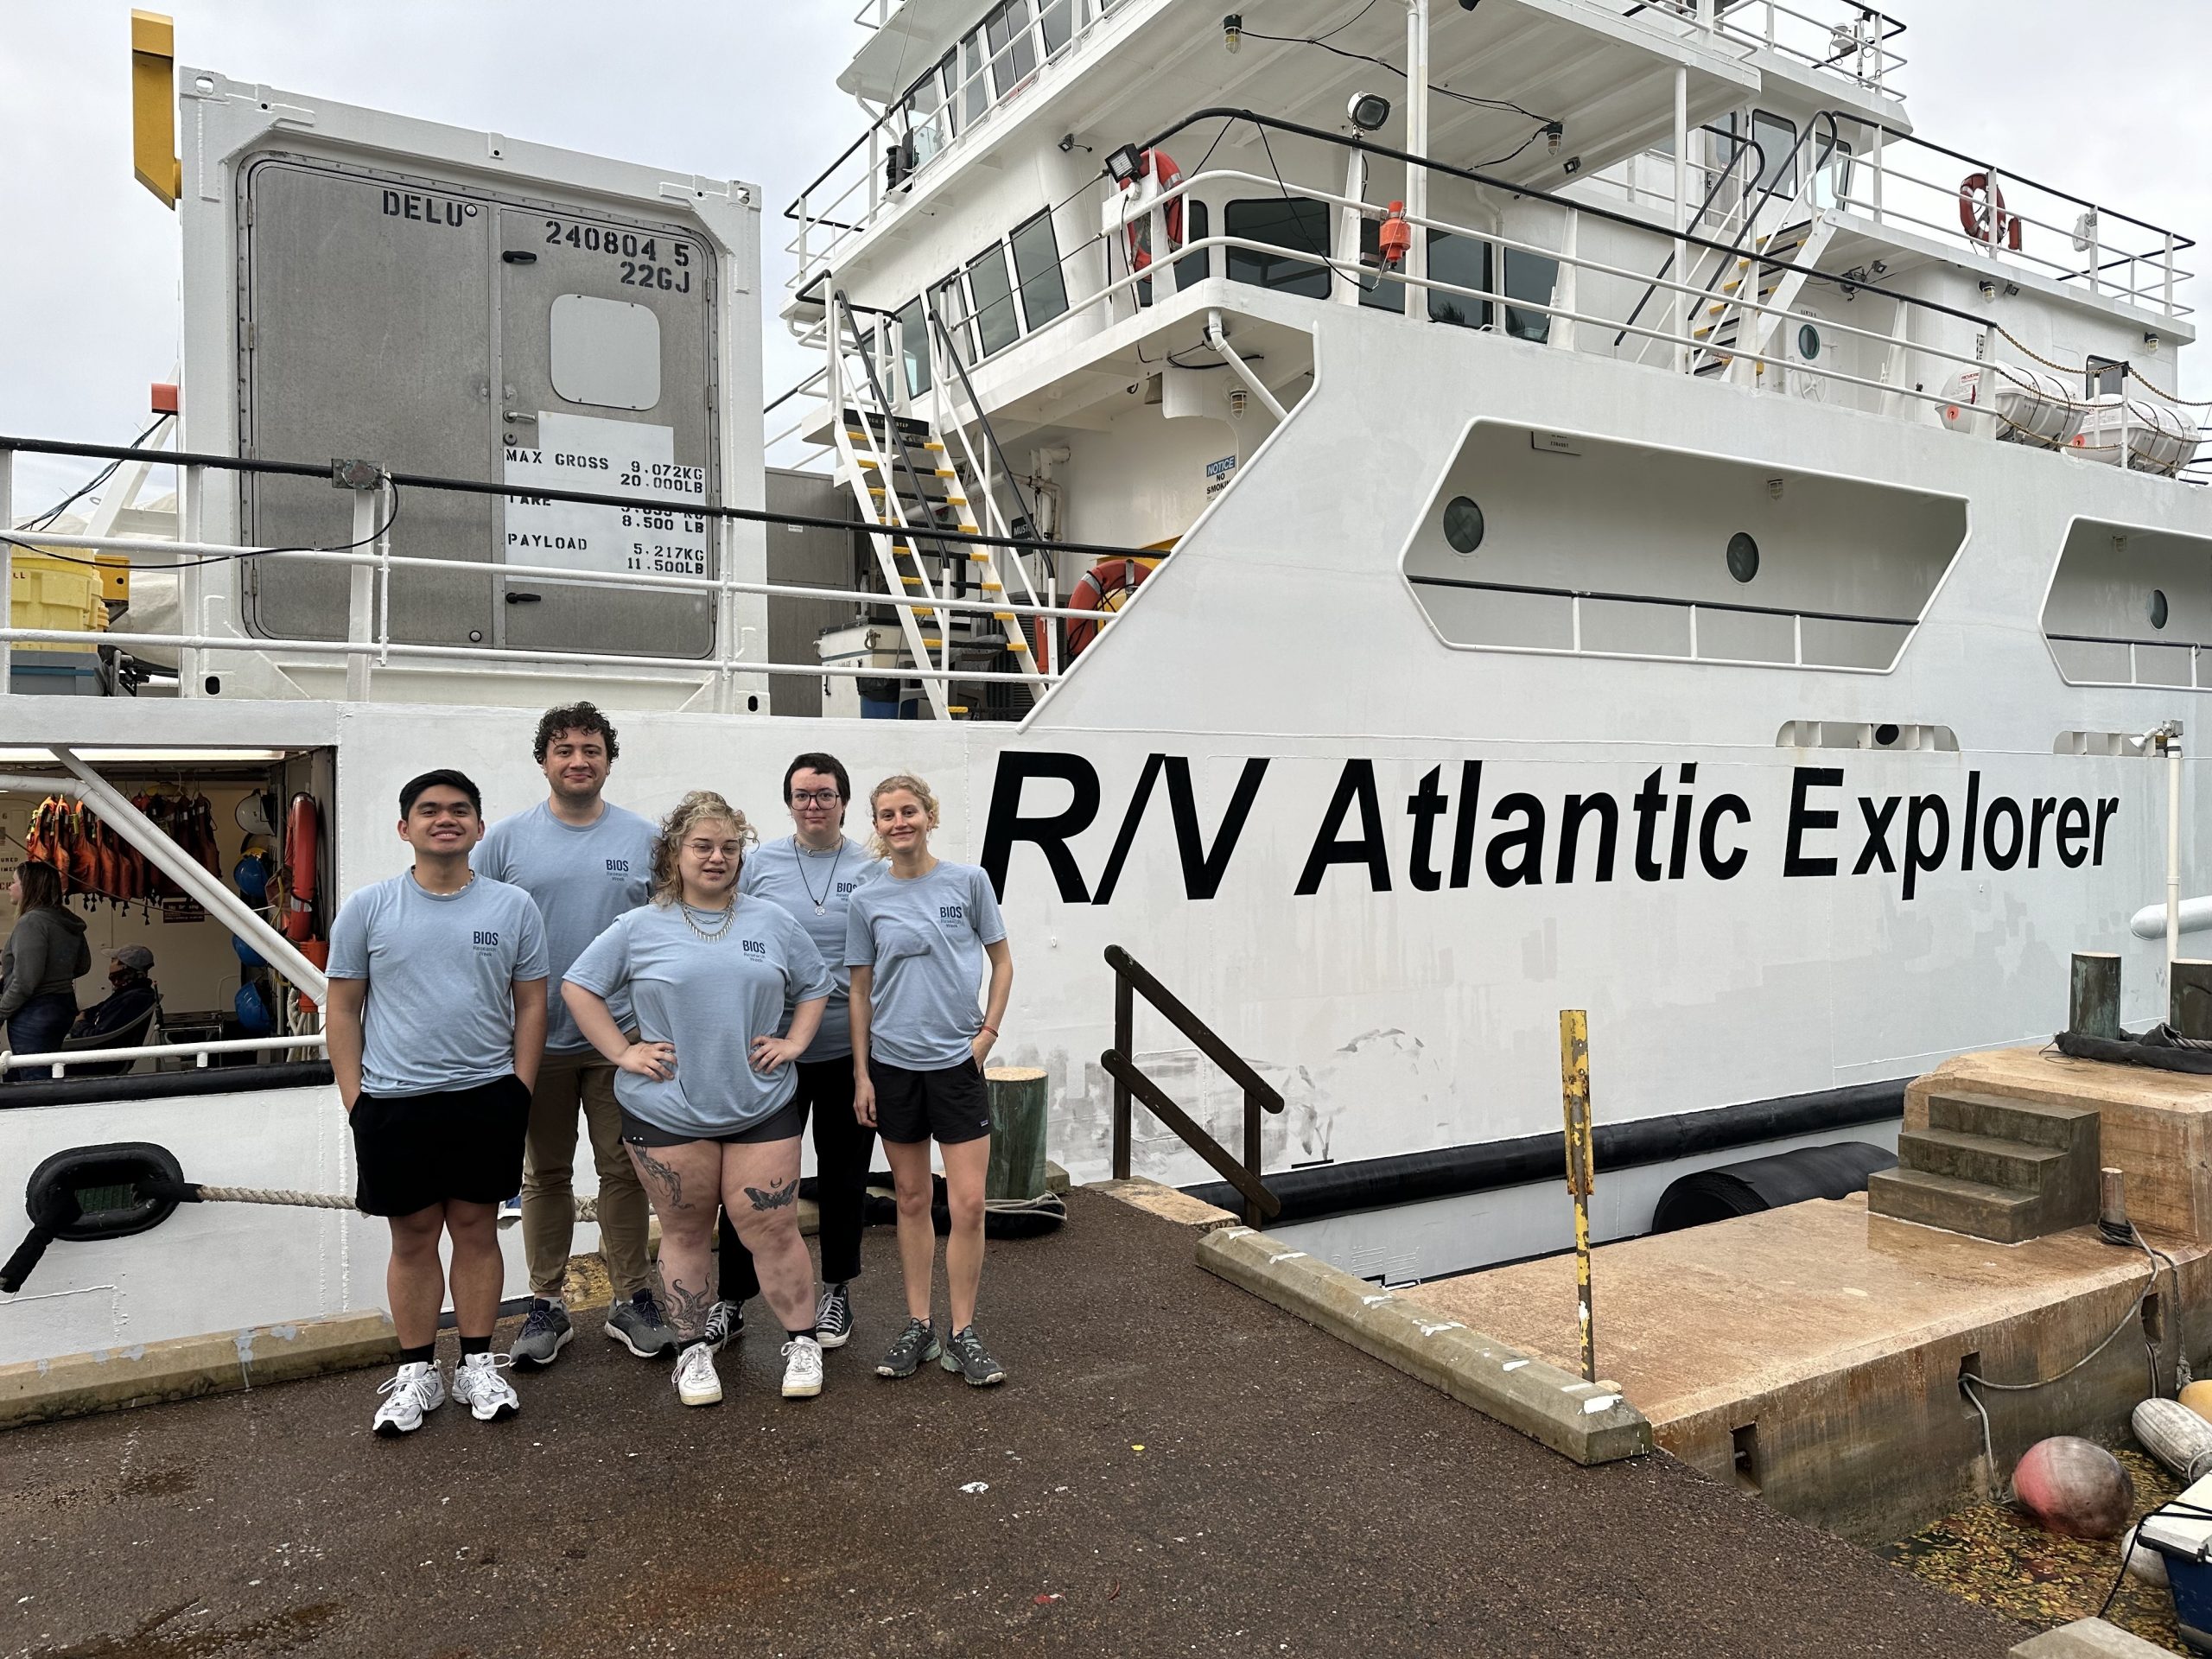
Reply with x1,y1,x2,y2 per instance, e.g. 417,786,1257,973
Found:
1103,945,1285,1114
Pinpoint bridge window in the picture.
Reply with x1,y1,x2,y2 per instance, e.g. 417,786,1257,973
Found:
1751,110,1798,197
1428,231,1489,328
967,243,1021,357
1177,200,1212,289
896,296,931,398
1010,210,1069,328
984,0,1039,97
932,271,973,365
1501,248,1556,342
1225,197,1332,298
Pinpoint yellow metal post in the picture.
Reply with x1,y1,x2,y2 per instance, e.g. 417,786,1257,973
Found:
1558,1009,1597,1384
130,10,181,209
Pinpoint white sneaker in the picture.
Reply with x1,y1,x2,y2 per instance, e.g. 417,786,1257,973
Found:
781,1335,824,1399
451,1351,521,1422
372,1361,446,1437
674,1340,722,1407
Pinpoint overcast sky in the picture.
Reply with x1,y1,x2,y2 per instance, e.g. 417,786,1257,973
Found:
3,0,2209,508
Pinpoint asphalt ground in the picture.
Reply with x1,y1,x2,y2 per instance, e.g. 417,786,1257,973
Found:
2,1189,2024,1658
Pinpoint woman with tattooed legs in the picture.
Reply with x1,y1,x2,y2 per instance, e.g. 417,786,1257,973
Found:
562,791,833,1407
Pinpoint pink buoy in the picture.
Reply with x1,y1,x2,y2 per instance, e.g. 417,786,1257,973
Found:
2013,1437,2134,1540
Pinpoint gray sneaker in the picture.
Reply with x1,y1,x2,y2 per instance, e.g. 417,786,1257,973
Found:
941,1324,1008,1387
875,1317,941,1379
603,1289,677,1358
508,1298,572,1370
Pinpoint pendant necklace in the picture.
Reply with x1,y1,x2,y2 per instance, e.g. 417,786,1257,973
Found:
681,899,735,941
794,838,843,916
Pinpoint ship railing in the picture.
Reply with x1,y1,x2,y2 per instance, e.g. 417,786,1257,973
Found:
0,440,1146,706
1101,944,1282,1229
1827,125,2195,319
2046,630,2212,692
1407,574,1919,668
1618,0,1908,92
788,0,1121,289
0,1033,327,1083
952,158,2062,433
880,107,2199,468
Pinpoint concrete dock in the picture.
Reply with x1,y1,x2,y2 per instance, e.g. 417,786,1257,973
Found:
0,1187,2021,1656
1401,1192,2209,1543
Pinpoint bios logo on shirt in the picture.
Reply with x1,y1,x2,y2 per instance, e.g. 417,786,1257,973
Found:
606,859,631,875
473,931,501,948
742,938,767,958
939,904,965,925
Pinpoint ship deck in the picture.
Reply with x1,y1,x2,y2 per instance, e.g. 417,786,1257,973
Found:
0,1189,2021,1657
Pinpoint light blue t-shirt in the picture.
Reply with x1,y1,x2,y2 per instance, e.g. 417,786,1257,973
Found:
739,835,884,1062
475,798,655,1052
327,871,550,1098
845,861,1007,1071
564,899,834,1138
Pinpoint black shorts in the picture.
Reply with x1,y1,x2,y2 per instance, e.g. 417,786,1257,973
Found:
870,1057,992,1147
351,1074,531,1217
620,1095,807,1147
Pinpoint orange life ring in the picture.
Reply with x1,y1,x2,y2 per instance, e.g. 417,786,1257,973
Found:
1065,557,1157,658
1120,149,1184,275
1958,172,2021,251
281,792,321,942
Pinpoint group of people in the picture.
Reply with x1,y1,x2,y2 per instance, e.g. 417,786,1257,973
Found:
325,702,1015,1438
0,854,162,1068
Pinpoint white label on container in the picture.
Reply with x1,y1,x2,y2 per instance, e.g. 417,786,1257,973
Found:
503,412,709,580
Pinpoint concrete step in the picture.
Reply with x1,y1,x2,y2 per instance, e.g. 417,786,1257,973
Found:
1866,1166,2045,1243
1926,1090,2099,1153
1897,1126,2069,1192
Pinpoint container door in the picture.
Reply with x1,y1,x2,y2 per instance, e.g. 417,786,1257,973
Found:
494,208,719,660
240,162,499,647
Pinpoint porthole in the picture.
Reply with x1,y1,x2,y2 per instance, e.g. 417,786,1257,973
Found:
1873,723,1901,747
1441,495,1485,556
1796,322,1821,360
1726,531,1760,584
2150,589,2171,630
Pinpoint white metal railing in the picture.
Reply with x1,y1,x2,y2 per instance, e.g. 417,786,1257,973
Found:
0,1033,327,1081
791,0,1120,289
0,453,1111,709
1626,0,1907,92
790,126,2202,490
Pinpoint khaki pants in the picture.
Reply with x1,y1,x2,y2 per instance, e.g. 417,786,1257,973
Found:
522,1050,651,1300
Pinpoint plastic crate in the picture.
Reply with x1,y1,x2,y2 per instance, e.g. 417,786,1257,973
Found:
8,553,108,641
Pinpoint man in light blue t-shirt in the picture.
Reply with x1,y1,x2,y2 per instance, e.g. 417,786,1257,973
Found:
475,702,670,1369
326,768,547,1440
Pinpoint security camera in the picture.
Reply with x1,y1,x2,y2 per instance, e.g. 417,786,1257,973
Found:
1347,92,1391,132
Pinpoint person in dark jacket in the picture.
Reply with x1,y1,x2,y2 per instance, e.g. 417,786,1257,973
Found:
0,860,92,1066
71,944,160,1042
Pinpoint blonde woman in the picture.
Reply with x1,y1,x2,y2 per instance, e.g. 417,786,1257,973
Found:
847,774,1014,1386
563,792,832,1407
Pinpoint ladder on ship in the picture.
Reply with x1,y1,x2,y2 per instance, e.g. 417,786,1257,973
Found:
1689,210,1836,380
826,291,1048,722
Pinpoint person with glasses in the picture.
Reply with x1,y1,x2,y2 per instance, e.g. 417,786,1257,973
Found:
563,791,834,1408
707,754,884,1356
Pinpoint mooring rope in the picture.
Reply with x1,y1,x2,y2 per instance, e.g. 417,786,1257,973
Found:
183,1184,600,1220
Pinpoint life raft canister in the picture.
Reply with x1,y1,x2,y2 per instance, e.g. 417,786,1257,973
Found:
1065,556,1160,658
1958,171,2022,251
1120,149,1185,275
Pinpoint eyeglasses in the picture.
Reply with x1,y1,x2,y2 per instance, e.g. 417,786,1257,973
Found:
683,840,745,858
790,790,842,806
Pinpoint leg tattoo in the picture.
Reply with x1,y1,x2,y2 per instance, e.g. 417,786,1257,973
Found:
663,1274,711,1341
631,1142,686,1210
744,1176,799,1212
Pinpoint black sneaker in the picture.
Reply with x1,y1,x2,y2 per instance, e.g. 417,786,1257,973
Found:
875,1317,941,1378
940,1324,1008,1387
701,1299,743,1353
816,1283,853,1351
